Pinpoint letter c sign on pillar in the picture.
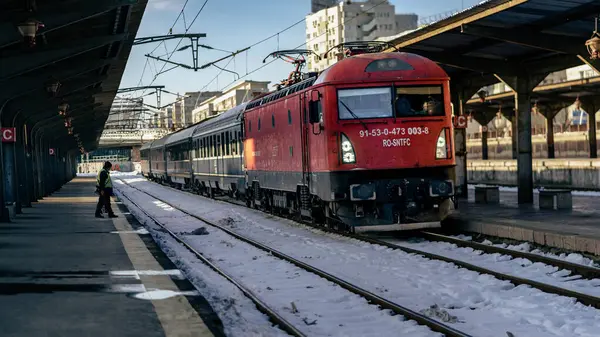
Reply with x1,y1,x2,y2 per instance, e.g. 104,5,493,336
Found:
1,128,16,143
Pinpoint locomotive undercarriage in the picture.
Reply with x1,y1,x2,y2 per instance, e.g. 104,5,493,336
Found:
311,168,456,232
147,168,455,233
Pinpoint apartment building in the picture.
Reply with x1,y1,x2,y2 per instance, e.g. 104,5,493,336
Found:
192,80,270,123
305,0,418,72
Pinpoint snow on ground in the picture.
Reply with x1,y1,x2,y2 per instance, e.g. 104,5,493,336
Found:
114,181,440,337
467,184,600,197
113,186,287,337
453,234,600,268
382,237,600,296
77,171,140,178
115,178,600,337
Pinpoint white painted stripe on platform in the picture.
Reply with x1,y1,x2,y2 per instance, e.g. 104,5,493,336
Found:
110,228,150,235
110,270,184,279
111,205,214,337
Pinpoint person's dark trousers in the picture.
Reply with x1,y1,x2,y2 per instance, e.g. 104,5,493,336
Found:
95,188,115,217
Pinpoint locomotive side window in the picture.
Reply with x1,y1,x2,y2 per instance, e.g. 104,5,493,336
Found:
394,86,444,117
338,87,393,120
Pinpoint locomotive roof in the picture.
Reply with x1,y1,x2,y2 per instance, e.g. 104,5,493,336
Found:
192,102,248,137
244,52,448,111
313,52,449,85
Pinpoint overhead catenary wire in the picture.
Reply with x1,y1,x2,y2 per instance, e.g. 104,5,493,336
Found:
213,0,390,94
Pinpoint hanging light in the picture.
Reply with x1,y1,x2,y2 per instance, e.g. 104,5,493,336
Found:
477,90,487,103
17,18,44,47
46,79,61,97
586,16,600,59
574,96,582,110
58,102,69,115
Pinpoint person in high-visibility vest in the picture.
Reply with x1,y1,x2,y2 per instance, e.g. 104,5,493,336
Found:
95,161,118,218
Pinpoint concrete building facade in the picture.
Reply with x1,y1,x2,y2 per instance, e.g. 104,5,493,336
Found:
106,97,151,129
181,91,221,127
192,81,270,123
305,0,418,72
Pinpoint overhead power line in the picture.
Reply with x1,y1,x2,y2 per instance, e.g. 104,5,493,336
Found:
212,0,390,94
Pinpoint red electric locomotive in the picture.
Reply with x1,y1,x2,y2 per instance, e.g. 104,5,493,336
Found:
243,44,456,232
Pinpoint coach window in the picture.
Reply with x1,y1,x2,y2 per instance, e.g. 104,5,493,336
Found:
258,118,261,131
209,136,213,157
272,114,275,128
238,131,242,152
288,109,292,124
225,132,230,156
248,120,252,133
219,134,223,156
225,131,233,155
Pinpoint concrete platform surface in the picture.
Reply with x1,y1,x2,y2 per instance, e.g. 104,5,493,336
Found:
0,177,224,337
449,188,600,255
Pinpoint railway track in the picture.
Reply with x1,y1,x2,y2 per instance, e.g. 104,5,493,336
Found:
116,179,471,337
134,177,600,311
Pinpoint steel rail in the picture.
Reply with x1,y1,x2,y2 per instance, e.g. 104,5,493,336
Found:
419,231,600,279
118,179,472,337
139,178,600,311
114,187,307,337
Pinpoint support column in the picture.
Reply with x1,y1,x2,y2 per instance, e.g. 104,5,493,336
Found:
515,79,534,204
481,129,489,160
547,115,555,159
450,86,469,199
3,142,16,210
511,115,518,159
589,103,597,159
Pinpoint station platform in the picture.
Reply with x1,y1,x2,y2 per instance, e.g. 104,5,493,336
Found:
0,177,224,337
448,187,600,256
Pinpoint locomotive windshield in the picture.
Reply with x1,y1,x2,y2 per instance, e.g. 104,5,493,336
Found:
395,86,444,117
338,87,393,120
337,85,445,120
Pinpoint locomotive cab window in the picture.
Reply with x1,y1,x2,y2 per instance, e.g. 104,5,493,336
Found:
338,87,393,120
394,86,444,117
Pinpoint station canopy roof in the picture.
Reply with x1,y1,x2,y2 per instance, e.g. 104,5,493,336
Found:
386,0,600,95
0,0,147,152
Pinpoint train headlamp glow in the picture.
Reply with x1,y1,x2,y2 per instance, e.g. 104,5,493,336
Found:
340,133,356,164
436,129,448,159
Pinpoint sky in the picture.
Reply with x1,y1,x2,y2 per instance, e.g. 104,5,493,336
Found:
119,0,485,106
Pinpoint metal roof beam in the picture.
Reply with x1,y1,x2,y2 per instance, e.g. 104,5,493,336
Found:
521,54,585,75
0,0,136,49
0,58,111,102
460,24,585,55
402,48,519,76
0,33,127,80
450,3,600,56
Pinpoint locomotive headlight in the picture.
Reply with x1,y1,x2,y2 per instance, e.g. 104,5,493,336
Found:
340,133,356,164
436,128,448,159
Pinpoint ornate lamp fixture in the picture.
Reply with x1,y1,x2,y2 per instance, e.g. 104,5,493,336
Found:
46,78,61,97
586,16,600,59
58,102,69,116
17,18,44,47
477,90,487,103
